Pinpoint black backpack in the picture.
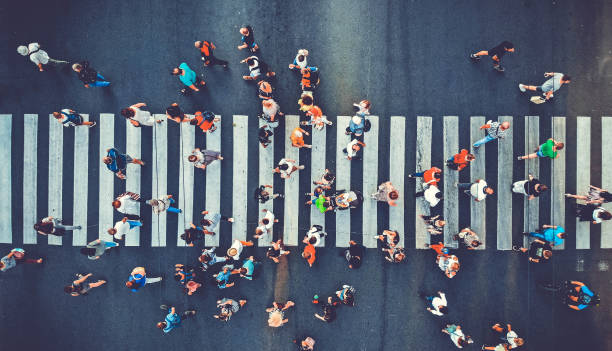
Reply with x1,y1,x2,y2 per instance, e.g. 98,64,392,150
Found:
364,119,372,132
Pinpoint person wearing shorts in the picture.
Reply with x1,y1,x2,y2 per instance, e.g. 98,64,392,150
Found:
470,41,514,72
52,109,96,127
103,147,144,179
519,72,571,100
517,138,564,160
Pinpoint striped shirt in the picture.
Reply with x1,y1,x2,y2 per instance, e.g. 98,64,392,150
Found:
486,120,507,139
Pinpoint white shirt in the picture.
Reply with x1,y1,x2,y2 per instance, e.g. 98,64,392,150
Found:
429,293,447,316
507,330,519,348
256,211,275,240
278,158,295,177
346,139,360,158
113,220,132,240
262,100,279,117
438,255,459,278
293,51,308,69
229,239,244,260
305,227,323,246
58,109,76,127
131,107,155,126
117,195,140,214
27,43,50,65
449,327,465,348
424,185,441,207
593,207,606,223
470,180,488,201
150,195,171,214
191,150,205,167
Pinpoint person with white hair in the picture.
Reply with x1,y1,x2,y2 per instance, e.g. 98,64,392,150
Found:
17,43,68,71
147,194,182,214
345,115,368,138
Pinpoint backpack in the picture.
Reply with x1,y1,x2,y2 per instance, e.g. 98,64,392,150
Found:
363,119,371,132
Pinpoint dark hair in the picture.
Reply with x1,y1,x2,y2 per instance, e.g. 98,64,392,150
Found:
64,285,75,294
190,119,198,125
323,201,330,207
309,237,317,244
34,222,53,233
121,108,134,118
180,233,187,241
302,95,313,105
502,41,514,49
439,306,449,314
80,248,96,256
539,184,549,193
556,142,565,150
562,75,571,82
471,240,481,248
262,218,270,225
323,172,334,181
543,250,552,258
239,267,247,275
174,273,183,282
600,211,612,220
389,191,399,200
297,55,305,62
435,192,443,199
200,219,212,227
199,254,211,263
278,164,289,171
171,68,181,75
246,58,255,66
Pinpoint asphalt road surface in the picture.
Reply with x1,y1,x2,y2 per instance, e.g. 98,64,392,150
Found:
1,0,612,350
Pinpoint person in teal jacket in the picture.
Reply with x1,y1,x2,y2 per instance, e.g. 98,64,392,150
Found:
172,62,205,93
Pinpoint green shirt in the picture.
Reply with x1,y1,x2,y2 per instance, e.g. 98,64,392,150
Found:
315,195,327,213
540,139,557,159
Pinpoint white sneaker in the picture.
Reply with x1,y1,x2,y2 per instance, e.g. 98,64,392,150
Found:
519,84,526,92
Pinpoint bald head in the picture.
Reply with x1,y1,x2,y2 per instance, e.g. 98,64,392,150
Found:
500,121,511,130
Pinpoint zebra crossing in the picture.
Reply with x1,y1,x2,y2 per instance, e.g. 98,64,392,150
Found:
2,113,612,250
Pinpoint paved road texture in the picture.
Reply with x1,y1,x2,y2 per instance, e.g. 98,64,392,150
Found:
2,0,612,350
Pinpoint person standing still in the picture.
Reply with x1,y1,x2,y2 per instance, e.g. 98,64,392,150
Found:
17,43,69,72
470,41,514,72
473,120,510,148
72,61,110,87
195,40,228,67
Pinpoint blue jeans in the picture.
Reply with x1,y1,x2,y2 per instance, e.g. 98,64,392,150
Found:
529,232,545,240
105,241,119,248
91,73,110,87
166,198,182,214
127,220,142,229
411,172,425,177
472,134,496,147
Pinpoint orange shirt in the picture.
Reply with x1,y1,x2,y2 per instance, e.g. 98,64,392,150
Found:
303,244,316,265
290,128,305,146
424,167,441,186
193,112,213,131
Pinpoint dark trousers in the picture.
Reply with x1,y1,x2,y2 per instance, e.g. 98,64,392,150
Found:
205,55,228,67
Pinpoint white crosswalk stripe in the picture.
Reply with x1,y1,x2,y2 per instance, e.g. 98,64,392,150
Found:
6,113,612,251
258,118,274,246
23,114,37,244
48,114,63,245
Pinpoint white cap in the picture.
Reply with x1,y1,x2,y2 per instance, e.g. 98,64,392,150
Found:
17,45,28,56
352,115,362,124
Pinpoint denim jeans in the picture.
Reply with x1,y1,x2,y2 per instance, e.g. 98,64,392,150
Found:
127,220,143,229
472,134,496,147
91,73,110,87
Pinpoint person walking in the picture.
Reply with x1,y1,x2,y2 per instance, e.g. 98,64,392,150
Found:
214,298,247,321
344,240,365,269
486,323,525,350
409,166,442,187
345,115,367,138
300,66,320,92
375,229,400,249
290,127,311,148
80,239,119,260
273,158,305,179
121,102,162,127
446,149,475,171
453,228,482,249
261,99,283,128
524,225,565,247
266,301,295,327
512,174,548,200
237,25,259,52
473,120,510,148
103,147,144,180
180,225,208,246
165,102,188,123
190,111,220,133
314,302,337,323
188,148,223,170
173,264,200,295
289,49,309,70
34,216,81,237
420,214,446,235
112,191,144,220
313,169,335,190
199,210,234,234
469,41,514,72
565,185,612,205
427,242,459,278
172,62,205,94
255,184,283,203
267,239,291,263
353,100,371,117
1,248,43,272
17,42,68,71
195,40,228,67
343,138,366,160
157,306,196,333
64,273,106,296
415,184,443,208
298,93,314,112
107,217,143,241
295,336,316,351
457,179,494,202
519,72,571,102
126,266,162,292
517,138,564,160
232,256,258,281
371,181,399,206
301,105,332,130
441,324,473,348
214,264,236,289
259,124,274,148
52,109,96,127
421,291,448,316
574,204,612,224
302,241,317,267
199,247,227,271
303,225,327,247
384,246,406,263
512,239,552,263
258,79,275,100
147,194,182,215
254,209,279,241
227,239,254,261
241,56,275,80
72,61,110,88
